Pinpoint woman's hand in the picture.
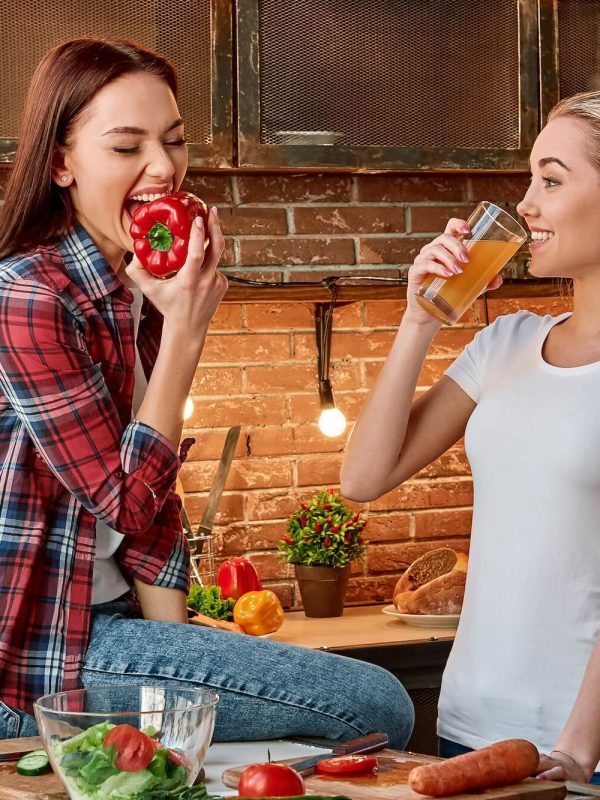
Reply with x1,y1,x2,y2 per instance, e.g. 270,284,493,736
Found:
404,217,503,328
535,750,589,783
126,206,228,340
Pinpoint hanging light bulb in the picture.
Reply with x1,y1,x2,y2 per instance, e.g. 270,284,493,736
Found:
315,288,346,438
183,396,194,421
318,379,347,437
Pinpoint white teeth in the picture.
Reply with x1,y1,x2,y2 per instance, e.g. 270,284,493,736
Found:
530,231,554,241
129,192,169,202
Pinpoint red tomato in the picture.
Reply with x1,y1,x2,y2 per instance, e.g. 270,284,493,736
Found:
103,724,155,772
237,762,305,797
315,754,378,776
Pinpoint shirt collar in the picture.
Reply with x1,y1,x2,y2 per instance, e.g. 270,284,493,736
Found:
57,223,128,302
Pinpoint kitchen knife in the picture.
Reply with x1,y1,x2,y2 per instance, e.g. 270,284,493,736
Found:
187,425,241,583
286,731,388,773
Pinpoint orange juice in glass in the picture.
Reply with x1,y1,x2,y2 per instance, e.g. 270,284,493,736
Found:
415,202,527,325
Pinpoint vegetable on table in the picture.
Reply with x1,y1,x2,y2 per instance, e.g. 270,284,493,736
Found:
314,754,378,776
217,556,263,600
130,191,209,277
187,583,236,621
408,738,540,796
238,762,305,797
15,749,50,776
190,611,245,633
233,589,285,636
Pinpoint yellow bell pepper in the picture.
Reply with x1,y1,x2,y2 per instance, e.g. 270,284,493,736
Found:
233,590,285,636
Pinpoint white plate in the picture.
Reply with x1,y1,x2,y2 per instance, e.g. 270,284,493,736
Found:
382,605,460,628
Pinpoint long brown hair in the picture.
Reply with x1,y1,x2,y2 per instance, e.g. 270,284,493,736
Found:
0,39,178,259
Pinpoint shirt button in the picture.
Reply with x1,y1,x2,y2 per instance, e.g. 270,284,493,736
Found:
116,470,124,479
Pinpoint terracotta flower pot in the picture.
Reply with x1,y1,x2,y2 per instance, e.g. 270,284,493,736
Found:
294,564,351,618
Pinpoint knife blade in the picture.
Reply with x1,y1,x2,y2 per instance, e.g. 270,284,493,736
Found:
198,425,241,538
287,731,388,773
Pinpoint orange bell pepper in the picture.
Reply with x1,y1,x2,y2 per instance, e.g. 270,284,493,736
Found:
233,590,285,636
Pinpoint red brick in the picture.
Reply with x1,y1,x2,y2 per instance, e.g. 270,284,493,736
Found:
468,174,530,204
414,508,473,539
190,367,243,395
288,268,400,282
410,205,473,233
237,175,353,204
224,269,284,283
184,430,247,461
344,575,399,604
357,174,470,203
416,358,455,387
428,327,480,357
415,448,470,479
245,364,316,393
246,490,302,521
359,237,422,265
182,173,233,204
212,521,286,555
184,492,244,524
210,304,243,331
265,582,294,609
364,300,407,327
244,427,296,456
220,238,236,266
366,538,469,573
239,238,355,266
217,207,288,235
485,296,571,321
188,396,288,426
296,454,344,486
369,479,473,512
201,332,291,362
245,303,314,330
360,513,411,542
289,393,367,425
333,304,363,327
328,361,363,389
181,456,293,492
291,425,349,454
248,553,294,581
294,206,405,235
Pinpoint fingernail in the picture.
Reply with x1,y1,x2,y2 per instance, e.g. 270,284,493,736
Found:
195,216,204,228
461,226,470,234
212,206,219,218
453,264,463,273
460,252,469,263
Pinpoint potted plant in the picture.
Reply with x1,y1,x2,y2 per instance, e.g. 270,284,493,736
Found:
278,488,367,617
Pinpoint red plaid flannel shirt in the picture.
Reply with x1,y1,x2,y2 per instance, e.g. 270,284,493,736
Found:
0,225,190,712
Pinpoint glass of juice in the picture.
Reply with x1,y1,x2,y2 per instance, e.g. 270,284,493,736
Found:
415,201,527,325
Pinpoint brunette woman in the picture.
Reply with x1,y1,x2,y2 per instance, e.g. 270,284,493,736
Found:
342,91,600,782
0,38,414,746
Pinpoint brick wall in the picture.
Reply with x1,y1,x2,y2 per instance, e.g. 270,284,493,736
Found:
0,167,572,609
177,171,572,609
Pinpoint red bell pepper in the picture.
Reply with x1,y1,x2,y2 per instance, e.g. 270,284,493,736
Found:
129,191,209,278
216,557,263,600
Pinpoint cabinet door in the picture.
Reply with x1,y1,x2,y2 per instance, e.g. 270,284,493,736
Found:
0,0,232,167
540,0,600,122
236,0,539,170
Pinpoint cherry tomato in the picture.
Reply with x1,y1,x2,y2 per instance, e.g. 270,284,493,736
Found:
103,724,155,772
238,762,305,797
315,754,378,776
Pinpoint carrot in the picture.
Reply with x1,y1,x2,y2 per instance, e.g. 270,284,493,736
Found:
190,612,245,633
408,739,539,796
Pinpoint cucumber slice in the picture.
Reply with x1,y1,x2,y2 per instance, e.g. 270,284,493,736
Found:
15,749,51,776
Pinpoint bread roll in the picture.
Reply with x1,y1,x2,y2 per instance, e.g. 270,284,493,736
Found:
393,547,457,598
404,570,466,615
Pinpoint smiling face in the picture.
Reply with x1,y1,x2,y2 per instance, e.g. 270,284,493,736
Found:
517,116,600,280
57,71,188,269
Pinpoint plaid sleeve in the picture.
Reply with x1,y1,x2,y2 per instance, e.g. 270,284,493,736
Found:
0,279,179,535
117,492,191,591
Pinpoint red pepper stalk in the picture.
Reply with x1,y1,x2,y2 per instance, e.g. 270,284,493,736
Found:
216,556,263,600
130,191,209,278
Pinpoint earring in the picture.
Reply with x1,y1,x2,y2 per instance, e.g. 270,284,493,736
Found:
60,176,68,183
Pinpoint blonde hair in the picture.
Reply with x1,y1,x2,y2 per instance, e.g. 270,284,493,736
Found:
548,91,600,172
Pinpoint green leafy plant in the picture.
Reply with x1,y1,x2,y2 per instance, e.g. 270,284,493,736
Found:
278,489,367,568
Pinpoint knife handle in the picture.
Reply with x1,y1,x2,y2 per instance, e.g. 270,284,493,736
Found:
331,732,389,756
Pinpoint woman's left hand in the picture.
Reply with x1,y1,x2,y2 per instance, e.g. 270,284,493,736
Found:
535,750,589,782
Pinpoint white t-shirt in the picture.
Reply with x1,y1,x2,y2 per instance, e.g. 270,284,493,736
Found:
439,310,600,757
92,288,148,605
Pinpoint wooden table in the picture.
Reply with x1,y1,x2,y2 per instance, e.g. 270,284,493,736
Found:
271,605,456,755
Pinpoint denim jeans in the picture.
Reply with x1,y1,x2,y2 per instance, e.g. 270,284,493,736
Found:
439,737,600,786
1,600,414,748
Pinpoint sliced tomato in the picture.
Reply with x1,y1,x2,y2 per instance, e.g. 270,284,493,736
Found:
103,724,155,772
315,754,378,776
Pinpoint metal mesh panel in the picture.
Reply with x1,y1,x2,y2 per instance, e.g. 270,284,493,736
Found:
1,0,212,144
558,1,600,97
406,686,441,757
258,0,520,149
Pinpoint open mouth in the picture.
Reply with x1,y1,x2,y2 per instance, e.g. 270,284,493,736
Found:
125,192,170,221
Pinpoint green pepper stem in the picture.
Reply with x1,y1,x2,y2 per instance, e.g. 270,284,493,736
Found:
147,223,174,252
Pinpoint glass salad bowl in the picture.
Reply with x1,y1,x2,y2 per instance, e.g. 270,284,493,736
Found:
34,685,219,800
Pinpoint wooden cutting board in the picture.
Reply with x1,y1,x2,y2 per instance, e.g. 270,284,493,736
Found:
223,749,569,800
0,737,66,799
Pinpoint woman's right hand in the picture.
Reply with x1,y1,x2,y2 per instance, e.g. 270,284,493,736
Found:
404,217,503,327
126,207,228,340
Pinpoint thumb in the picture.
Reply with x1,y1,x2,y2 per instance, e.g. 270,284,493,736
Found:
125,256,155,292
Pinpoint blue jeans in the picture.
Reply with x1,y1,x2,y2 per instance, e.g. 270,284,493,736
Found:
439,737,600,786
1,600,414,748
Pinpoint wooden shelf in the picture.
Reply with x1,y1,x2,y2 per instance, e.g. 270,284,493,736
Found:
222,279,563,303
